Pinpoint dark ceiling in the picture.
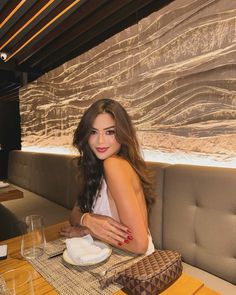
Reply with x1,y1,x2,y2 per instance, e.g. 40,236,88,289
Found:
0,0,173,101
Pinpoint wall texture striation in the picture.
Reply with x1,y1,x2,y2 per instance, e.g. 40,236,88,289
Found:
20,0,236,163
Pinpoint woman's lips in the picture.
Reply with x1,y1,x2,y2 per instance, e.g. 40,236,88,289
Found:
96,147,108,153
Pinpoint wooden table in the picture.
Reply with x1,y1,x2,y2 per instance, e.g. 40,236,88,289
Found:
0,185,24,202
0,222,220,295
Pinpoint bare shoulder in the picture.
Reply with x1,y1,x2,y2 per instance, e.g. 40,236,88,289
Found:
103,156,132,170
103,156,140,192
103,156,133,175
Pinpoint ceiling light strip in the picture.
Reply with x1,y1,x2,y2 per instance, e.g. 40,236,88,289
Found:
0,0,56,51
0,0,26,29
5,0,81,62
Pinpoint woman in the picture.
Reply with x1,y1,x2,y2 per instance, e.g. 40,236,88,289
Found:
60,98,155,254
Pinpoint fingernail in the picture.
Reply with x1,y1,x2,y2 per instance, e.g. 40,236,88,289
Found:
118,242,123,246
127,235,133,240
124,239,129,244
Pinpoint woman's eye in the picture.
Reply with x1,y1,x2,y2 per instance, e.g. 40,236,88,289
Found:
106,129,115,135
90,130,97,135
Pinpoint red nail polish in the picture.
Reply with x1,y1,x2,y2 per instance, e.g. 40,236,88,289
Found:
118,242,123,246
128,235,133,240
124,239,129,244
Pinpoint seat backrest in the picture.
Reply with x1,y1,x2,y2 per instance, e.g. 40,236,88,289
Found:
162,164,236,284
8,150,32,188
8,150,79,209
147,161,169,249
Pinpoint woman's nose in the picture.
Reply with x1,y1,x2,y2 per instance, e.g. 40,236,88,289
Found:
98,132,105,144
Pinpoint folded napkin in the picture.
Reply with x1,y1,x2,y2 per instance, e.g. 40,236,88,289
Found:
65,235,110,264
0,181,9,188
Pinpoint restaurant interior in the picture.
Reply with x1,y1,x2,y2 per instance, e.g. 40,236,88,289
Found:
0,0,235,294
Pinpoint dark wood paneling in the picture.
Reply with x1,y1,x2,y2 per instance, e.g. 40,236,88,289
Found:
0,98,21,178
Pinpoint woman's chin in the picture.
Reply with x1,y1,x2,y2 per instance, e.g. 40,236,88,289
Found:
95,152,109,160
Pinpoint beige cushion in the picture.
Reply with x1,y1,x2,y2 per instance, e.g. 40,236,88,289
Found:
7,150,32,188
148,162,169,249
2,184,70,227
8,151,79,209
163,164,236,285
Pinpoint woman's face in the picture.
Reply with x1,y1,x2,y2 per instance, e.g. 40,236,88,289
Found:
88,113,121,160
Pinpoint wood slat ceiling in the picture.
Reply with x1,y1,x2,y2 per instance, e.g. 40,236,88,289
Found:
0,0,173,100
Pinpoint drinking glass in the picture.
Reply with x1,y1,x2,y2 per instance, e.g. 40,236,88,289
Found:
0,269,34,294
21,215,46,259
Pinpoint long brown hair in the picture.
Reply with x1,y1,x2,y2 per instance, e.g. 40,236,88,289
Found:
73,98,155,212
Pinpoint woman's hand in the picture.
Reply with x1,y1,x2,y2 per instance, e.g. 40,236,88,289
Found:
83,213,132,247
59,224,90,238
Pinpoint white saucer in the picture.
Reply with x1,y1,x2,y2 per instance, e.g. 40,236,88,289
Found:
0,182,9,188
63,241,112,266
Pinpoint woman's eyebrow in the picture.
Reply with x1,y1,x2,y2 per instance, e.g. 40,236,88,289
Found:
104,125,115,130
91,125,115,130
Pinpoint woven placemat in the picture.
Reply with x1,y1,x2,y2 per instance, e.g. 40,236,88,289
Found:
29,239,144,295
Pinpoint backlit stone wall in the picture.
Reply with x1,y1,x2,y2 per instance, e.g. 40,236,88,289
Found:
20,0,236,165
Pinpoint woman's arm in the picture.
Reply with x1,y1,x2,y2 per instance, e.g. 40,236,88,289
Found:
59,205,88,237
84,156,149,254
60,202,129,242
69,204,83,226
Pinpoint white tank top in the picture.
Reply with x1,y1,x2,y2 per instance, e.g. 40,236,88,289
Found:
92,179,155,255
